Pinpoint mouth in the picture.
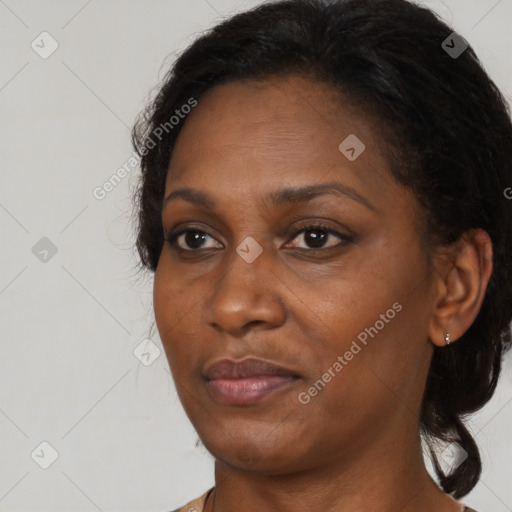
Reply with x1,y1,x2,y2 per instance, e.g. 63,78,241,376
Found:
203,357,301,406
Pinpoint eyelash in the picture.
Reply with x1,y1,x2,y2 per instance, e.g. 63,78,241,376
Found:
164,222,354,252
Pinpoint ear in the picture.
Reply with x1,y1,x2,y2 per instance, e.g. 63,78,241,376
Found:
428,229,493,347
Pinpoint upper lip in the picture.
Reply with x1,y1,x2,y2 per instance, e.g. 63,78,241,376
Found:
204,357,299,380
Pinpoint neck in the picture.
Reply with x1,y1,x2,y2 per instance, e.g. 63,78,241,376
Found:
207,422,463,512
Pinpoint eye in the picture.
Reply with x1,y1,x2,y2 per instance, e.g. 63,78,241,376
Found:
165,228,222,251
164,223,353,253
286,223,353,250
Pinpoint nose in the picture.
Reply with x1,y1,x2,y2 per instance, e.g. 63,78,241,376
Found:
205,244,286,335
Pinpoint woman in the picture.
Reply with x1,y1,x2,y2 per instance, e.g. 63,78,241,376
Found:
131,0,512,510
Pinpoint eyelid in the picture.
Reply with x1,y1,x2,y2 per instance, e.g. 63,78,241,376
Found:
164,221,353,252
286,221,350,239
164,224,224,250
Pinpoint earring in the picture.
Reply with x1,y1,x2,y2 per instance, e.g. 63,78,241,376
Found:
445,332,451,345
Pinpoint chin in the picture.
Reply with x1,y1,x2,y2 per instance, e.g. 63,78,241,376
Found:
199,430,313,475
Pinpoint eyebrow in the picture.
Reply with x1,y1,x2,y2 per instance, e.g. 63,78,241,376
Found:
163,182,377,213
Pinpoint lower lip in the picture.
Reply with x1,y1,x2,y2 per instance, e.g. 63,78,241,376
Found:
206,375,298,406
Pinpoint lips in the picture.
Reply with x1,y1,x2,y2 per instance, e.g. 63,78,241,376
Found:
203,357,300,406
204,357,298,380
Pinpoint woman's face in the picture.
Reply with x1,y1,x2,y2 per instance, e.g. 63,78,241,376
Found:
154,76,438,473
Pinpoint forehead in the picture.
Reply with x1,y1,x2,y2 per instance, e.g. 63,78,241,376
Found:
166,76,395,204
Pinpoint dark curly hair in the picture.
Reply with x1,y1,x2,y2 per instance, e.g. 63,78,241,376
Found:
131,0,512,499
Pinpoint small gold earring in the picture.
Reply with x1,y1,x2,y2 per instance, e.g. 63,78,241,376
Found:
445,332,451,345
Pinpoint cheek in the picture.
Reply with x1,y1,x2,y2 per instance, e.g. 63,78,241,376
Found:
153,258,199,331
153,263,197,372
305,242,430,396
153,266,176,338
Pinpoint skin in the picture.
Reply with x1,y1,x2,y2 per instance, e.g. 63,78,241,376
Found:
153,75,493,512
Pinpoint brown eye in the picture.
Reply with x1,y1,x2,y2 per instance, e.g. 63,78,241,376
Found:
165,229,222,251
287,224,353,250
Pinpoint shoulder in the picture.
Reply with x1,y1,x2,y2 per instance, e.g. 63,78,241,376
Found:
168,487,214,512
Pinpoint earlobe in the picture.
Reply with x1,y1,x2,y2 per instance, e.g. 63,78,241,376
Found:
428,229,493,348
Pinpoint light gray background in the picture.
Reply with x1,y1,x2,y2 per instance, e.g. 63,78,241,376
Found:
1,1,511,511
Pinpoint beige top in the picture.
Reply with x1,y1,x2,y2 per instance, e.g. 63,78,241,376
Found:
170,488,214,512
169,488,479,512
